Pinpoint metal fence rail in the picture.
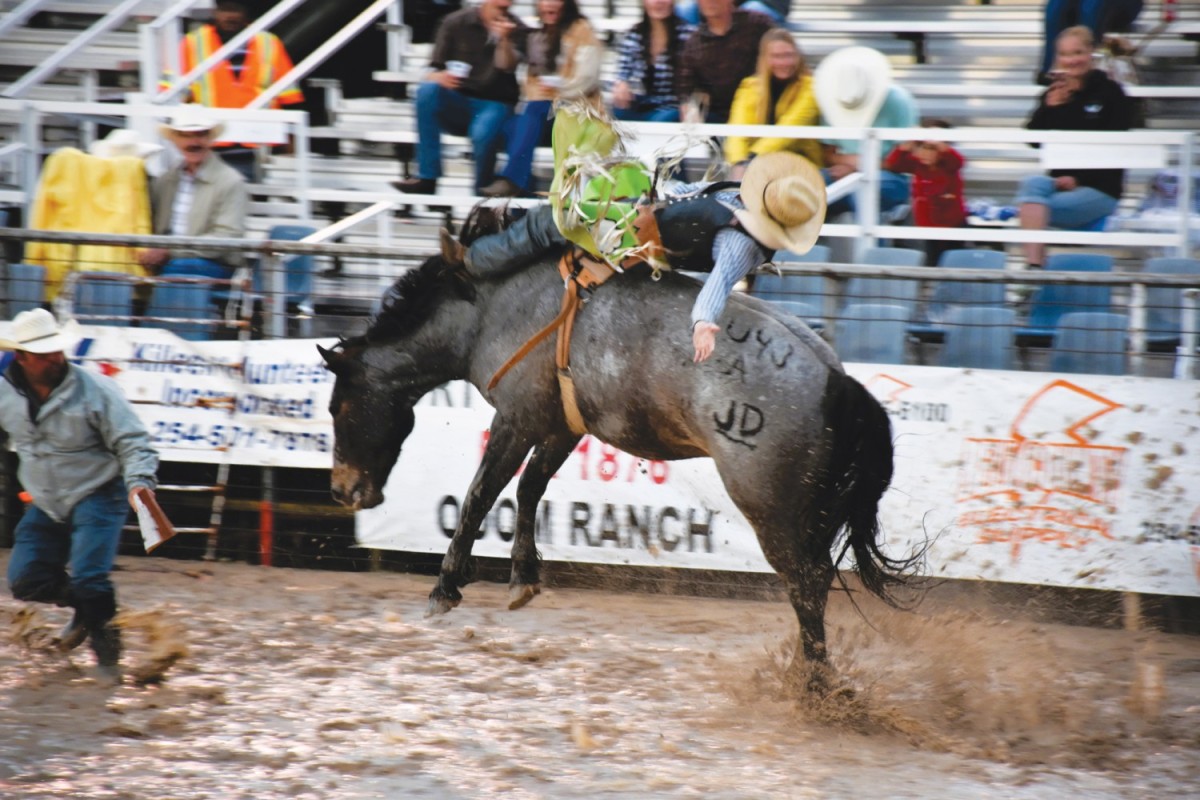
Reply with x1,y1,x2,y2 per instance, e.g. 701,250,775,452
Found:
1,226,1197,379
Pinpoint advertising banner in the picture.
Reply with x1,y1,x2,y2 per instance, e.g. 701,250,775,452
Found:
357,366,1200,599
4,324,1196,596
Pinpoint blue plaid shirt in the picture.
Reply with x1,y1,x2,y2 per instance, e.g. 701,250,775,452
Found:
613,21,695,112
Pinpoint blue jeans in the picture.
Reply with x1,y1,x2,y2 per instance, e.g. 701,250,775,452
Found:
160,257,234,280
1015,175,1118,228
676,1,786,25
414,81,513,193
499,100,553,191
1041,0,1143,74
613,105,680,123
822,168,912,219
7,478,127,605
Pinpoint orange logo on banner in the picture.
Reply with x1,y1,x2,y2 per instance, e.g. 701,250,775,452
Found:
864,374,912,403
956,380,1126,561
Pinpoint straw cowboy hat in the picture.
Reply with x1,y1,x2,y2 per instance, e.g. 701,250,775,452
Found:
0,309,78,354
735,152,827,255
158,108,225,140
813,46,893,129
88,128,164,159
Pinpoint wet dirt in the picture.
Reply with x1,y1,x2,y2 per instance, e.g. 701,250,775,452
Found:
1,556,1197,799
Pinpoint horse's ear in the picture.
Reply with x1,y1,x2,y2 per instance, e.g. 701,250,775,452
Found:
439,228,466,268
317,344,347,375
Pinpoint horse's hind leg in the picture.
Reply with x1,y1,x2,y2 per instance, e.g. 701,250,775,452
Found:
784,554,838,693
429,417,535,616
509,430,581,610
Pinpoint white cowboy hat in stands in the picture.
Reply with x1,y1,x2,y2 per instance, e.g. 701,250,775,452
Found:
735,151,827,254
158,107,226,140
88,128,164,159
813,46,893,129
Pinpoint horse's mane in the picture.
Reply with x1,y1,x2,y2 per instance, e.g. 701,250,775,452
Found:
358,203,525,344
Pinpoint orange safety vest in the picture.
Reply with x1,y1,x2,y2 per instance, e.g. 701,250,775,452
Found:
160,25,304,142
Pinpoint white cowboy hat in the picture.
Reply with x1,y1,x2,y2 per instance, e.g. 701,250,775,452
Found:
735,152,827,255
0,309,77,354
158,108,225,140
813,46,893,129
88,128,164,159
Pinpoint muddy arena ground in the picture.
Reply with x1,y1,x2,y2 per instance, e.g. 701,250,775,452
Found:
1,555,1198,799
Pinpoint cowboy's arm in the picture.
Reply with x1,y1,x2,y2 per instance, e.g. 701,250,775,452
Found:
690,228,763,327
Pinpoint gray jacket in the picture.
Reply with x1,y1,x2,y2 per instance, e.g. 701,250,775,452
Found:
0,363,158,522
151,154,248,267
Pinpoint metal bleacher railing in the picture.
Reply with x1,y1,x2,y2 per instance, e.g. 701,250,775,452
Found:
0,227,1196,382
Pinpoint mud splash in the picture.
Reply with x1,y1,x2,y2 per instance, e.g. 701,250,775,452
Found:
1,557,1196,799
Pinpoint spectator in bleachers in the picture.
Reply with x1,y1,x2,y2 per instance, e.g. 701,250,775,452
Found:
139,110,248,280
677,0,774,123
392,0,530,196
677,0,789,27
610,0,694,124
1038,0,1143,83
25,130,160,299
1016,25,1132,270
163,0,305,182
481,0,601,198
724,29,821,178
813,46,919,221
884,120,968,266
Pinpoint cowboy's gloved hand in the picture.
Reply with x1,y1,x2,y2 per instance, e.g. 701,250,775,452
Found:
692,322,720,363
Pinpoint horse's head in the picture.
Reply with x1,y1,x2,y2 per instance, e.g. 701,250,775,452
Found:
319,251,480,508
319,339,418,509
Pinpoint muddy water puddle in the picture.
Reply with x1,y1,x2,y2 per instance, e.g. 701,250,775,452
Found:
2,557,1198,799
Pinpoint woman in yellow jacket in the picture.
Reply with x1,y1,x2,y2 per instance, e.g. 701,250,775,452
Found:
724,30,822,177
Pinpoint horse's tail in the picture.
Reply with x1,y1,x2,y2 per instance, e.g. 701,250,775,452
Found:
820,369,920,607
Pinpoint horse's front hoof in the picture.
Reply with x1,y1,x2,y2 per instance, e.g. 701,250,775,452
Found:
507,582,541,610
426,587,462,617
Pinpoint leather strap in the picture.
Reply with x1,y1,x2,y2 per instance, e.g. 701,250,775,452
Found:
485,250,616,435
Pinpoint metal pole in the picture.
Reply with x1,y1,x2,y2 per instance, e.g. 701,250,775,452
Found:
857,130,882,262
264,252,287,339
2,0,148,98
1178,132,1194,258
0,0,52,40
245,0,395,110
1129,282,1147,377
1177,288,1199,380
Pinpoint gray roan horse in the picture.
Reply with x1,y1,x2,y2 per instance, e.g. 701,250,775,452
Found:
319,207,917,691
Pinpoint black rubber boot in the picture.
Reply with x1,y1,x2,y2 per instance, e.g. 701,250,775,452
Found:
54,609,87,652
80,592,122,680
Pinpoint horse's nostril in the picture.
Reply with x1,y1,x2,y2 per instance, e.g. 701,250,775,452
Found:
331,486,346,503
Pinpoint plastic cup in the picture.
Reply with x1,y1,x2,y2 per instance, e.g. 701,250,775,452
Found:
446,61,471,79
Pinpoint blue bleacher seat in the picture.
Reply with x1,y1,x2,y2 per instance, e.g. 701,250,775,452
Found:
835,303,910,364
1050,312,1128,375
73,272,135,327
145,282,216,341
939,306,1017,370
1017,252,1114,342
845,247,925,320
7,263,46,315
910,248,1009,341
1143,257,1200,350
256,224,317,337
776,300,822,327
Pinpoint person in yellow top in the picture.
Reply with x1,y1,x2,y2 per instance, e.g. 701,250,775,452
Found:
724,29,821,177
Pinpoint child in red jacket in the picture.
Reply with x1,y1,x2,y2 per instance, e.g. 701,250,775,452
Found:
885,120,968,266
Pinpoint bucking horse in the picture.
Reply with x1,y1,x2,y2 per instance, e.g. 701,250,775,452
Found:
319,207,919,692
